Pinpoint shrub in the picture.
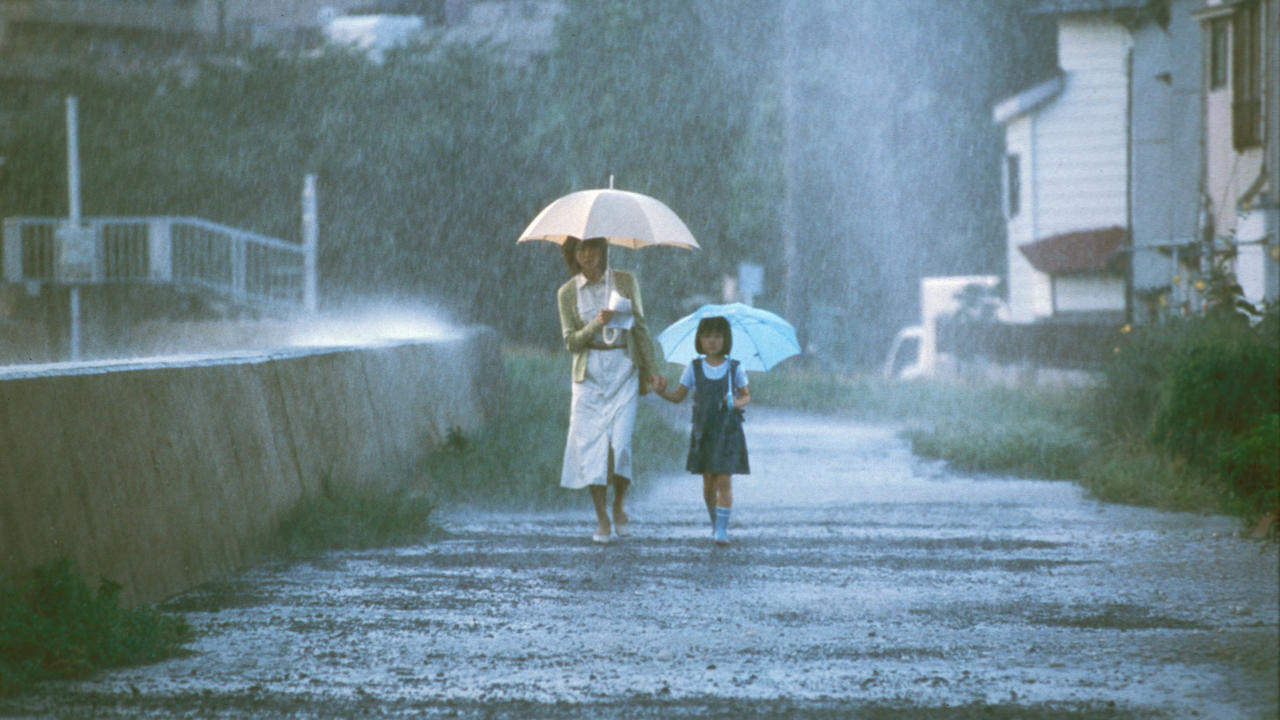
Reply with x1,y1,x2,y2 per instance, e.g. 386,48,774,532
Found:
1150,318,1278,466
1216,413,1280,520
1092,300,1279,525
0,560,191,696
1091,322,1184,439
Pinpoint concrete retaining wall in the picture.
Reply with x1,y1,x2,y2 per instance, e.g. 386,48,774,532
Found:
0,327,502,605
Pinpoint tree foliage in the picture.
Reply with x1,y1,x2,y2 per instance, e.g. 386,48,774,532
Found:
0,0,1052,363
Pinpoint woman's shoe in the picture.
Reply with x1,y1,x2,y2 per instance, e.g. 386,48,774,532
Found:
614,520,631,537
592,531,611,544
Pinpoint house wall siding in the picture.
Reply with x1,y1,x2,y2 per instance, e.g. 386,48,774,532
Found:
1203,1,1267,234
1201,0,1277,306
1034,20,1131,240
1004,115,1054,322
1001,17,1130,324
1055,273,1127,312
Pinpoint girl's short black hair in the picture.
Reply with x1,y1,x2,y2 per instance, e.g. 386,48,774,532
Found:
694,316,733,355
561,236,608,276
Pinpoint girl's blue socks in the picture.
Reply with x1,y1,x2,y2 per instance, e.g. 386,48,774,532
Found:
713,506,731,545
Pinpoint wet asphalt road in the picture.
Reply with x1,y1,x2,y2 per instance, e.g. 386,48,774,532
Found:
5,408,1277,719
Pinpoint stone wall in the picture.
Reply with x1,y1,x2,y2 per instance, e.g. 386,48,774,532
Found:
0,328,502,605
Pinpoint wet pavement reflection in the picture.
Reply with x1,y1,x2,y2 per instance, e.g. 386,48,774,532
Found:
6,409,1277,719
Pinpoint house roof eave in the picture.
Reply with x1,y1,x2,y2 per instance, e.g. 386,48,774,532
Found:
1026,0,1153,16
994,73,1065,125
1027,0,1170,29
1019,226,1130,274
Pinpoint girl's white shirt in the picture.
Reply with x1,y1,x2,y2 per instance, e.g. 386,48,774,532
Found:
678,357,749,391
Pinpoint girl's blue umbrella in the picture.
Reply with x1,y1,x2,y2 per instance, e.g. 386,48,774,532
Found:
657,303,801,372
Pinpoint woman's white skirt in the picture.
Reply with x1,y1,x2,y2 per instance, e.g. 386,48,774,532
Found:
560,349,638,489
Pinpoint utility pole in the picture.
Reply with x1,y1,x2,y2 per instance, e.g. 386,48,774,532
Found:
66,96,83,360
302,173,318,314
781,0,801,335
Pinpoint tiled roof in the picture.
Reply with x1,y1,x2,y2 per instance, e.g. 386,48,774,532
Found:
1019,227,1129,274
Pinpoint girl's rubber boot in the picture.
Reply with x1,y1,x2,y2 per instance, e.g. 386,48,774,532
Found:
713,507,731,546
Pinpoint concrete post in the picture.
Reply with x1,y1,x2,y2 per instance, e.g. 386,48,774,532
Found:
69,287,82,361
231,235,246,299
67,97,81,226
148,218,172,282
2,220,22,283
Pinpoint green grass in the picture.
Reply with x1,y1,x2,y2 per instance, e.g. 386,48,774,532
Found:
751,366,1093,480
1078,441,1224,514
904,419,1092,480
750,364,1249,522
420,348,686,509
0,559,192,696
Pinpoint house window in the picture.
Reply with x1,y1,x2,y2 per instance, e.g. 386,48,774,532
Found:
1209,18,1228,89
1005,154,1021,218
1232,1,1263,149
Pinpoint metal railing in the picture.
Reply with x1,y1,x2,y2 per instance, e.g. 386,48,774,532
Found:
2,216,316,313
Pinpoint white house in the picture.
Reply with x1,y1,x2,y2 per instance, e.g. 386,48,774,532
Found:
1194,0,1279,307
994,12,1134,323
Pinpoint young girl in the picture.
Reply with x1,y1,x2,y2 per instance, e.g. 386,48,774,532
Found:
653,316,750,545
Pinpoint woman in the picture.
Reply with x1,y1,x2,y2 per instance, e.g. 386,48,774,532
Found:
557,236,661,543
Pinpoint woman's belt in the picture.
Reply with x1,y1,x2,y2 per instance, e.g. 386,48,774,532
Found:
587,343,627,351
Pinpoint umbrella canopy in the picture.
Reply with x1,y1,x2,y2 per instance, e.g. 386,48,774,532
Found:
657,303,800,372
518,188,700,250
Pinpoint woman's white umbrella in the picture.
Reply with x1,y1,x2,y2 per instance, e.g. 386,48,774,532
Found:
519,183,699,341
517,186,700,251
657,303,801,372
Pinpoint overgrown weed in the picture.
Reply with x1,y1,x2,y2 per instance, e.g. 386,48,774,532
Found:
0,560,192,696
273,475,441,557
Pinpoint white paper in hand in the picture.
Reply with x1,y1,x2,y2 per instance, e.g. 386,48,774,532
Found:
605,290,634,330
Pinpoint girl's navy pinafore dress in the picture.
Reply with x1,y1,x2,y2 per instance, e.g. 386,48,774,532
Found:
685,358,750,475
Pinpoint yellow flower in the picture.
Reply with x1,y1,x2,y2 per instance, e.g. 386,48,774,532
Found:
1120,324,1131,334
1159,295,1167,306
1113,347,1122,354
1172,275,1181,285
1194,280,1207,291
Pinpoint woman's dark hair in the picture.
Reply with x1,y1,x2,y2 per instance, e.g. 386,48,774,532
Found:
694,316,733,355
561,236,609,276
